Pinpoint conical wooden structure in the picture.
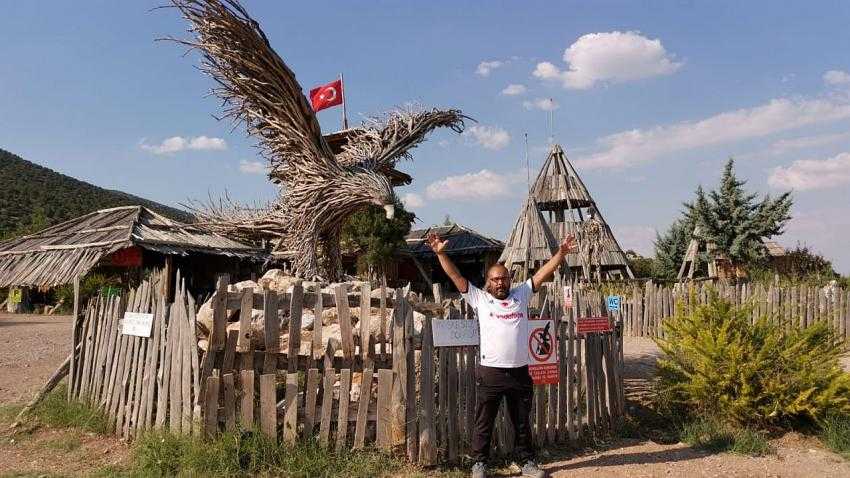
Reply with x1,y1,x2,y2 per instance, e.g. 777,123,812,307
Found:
499,196,558,282
530,144,633,279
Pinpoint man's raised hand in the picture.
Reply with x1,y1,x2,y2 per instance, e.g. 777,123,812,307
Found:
559,235,578,255
426,233,448,254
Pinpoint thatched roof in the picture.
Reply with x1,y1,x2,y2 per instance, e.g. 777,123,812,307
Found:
406,223,503,257
0,205,266,287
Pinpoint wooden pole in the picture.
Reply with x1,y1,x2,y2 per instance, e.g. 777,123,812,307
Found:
340,73,349,130
69,275,81,400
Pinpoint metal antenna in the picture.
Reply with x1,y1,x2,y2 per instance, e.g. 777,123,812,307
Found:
525,132,530,194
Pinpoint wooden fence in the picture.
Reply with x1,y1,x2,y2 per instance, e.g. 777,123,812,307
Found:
598,280,850,341
68,270,203,438
68,273,626,465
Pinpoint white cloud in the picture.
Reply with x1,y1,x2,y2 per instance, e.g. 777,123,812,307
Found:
533,31,682,90
576,96,850,169
522,98,559,111
768,152,850,191
464,125,511,150
476,60,504,77
783,207,850,274
501,84,527,96
768,131,850,155
400,192,425,209
425,169,523,200
824,70,850,86
612,225,657,256
140,135,228,155
238,159,266,174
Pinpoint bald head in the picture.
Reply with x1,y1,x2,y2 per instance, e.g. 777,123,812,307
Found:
485,264,511,299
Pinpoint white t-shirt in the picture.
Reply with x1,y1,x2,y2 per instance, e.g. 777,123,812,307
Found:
462,279,534,368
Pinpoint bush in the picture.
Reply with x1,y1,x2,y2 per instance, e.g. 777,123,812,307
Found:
133,431,409,477
655,292,850,428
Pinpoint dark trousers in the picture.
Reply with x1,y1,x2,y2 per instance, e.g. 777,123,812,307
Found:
470,364,535,463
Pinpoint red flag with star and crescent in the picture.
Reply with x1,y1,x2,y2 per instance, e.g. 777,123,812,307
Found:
309,79,344,112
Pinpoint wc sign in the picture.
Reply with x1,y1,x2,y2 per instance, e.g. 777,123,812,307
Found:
527,319,559,384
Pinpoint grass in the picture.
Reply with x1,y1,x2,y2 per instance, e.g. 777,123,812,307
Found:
132,430,412,477
27,384,111,434
679,418,771,456
44,435,82,452
820,414,850,460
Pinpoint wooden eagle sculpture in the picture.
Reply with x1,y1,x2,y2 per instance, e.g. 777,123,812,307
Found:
168,0,467,280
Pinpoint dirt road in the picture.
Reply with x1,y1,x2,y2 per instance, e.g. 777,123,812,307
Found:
0,313,72,403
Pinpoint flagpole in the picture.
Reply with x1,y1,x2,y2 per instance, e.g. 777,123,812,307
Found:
340,72,349,130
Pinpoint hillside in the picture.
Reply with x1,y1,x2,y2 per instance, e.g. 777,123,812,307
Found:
0,148,193,239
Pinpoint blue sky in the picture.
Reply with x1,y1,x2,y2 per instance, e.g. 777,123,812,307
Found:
2,1,849,273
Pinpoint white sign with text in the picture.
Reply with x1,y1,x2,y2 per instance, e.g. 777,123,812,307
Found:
432,319,480,347
122,312,154,337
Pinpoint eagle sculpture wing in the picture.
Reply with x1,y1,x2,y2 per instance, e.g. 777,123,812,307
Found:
169,0,338,187
335,108,468,173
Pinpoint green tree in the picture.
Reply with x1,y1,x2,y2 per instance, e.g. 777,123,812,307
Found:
341,199,415,280
625,250,657,279
653,218,693,280
685,159,792,273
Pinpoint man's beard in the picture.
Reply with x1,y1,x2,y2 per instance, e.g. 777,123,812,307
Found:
487,286,509,300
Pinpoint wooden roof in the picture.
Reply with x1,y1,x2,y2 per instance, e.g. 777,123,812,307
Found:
531,144,594,210
405,223,503,256
0,205,266,287
499,197,558,267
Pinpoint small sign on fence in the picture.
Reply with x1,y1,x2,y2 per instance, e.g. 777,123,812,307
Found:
607,295,621,311
432,319,479,347
527,319,558,384
122,312,154,337
9,288,22,305
577,316,612,334
563,285,573,309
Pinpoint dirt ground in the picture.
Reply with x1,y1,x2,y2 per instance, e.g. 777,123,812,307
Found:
0,314,848,477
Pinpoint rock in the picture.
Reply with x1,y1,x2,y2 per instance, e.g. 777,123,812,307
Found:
228,280,259,293
258,269,301,293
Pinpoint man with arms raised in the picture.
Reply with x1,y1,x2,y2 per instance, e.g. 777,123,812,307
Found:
427,233,577,478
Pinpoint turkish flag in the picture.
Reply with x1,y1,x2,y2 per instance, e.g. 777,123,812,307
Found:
309,79,343,112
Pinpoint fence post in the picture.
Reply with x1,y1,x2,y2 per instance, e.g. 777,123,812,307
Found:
391,296,409,447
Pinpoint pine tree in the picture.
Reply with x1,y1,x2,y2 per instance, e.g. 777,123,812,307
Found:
685,159,792,272
341,199,415,280
654,218,693,279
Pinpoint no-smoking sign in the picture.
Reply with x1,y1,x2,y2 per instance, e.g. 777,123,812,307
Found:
527,319,559,384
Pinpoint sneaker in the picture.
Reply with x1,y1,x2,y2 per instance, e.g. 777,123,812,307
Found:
470,461,487,478
521,460,546,478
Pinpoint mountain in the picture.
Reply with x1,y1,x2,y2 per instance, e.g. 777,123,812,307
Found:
0,148,193,239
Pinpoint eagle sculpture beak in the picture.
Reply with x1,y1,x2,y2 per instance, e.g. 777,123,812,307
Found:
384,204,395,220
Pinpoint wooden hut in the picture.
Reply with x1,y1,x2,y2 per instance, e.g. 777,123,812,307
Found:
0,206,267,308
500,144,634,279
499,197,558,282
401,223,504,291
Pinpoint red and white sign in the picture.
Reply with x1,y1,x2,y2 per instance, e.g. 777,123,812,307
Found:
527,319,559,384
577,316,612,334
309,79,344,112
563,285,573,309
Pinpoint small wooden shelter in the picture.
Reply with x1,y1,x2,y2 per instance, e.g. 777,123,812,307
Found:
501,144,633,280
0,205,266,294
499,197,558,281
402,223,504,290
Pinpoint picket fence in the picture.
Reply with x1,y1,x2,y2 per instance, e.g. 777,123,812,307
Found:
609,280,850,341
67,272,626,464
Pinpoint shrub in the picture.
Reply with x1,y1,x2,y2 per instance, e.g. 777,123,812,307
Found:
655,292,850,428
